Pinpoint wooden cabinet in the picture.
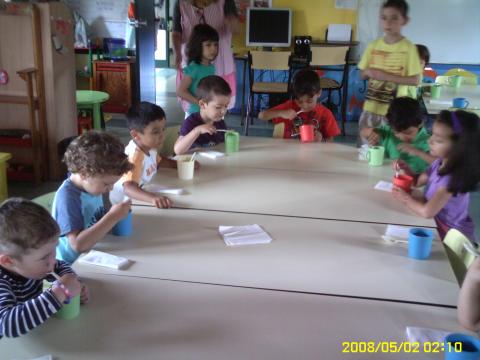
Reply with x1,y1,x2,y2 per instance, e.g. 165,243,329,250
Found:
93,59,135,113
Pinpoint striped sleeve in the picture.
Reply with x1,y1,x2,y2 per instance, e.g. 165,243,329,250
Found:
54,260,76,277
0,280,62,338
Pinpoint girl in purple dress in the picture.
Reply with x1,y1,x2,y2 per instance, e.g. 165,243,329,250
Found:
392,110,480,241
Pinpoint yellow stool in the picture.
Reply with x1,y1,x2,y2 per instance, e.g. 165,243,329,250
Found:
0,152,12,202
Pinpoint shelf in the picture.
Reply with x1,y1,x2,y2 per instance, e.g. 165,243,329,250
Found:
0,94,39,108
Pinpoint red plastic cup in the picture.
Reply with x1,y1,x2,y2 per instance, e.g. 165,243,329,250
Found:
299,124,315,143
393,174,413,193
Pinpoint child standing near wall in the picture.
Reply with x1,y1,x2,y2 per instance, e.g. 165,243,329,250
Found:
357,0,422,144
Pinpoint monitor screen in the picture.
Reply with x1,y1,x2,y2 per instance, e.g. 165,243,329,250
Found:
246,8,292,47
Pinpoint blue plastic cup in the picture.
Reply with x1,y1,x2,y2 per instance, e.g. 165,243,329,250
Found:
112,211,132,236
408,228,434,260
445,333,480,360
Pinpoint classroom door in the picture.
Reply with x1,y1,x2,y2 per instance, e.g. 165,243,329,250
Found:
134,0,156,102
155,0,170,68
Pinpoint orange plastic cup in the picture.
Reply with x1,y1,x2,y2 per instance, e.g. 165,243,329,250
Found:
299,124,315,143
393,174,413,193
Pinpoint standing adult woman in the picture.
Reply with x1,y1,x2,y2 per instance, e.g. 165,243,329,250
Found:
172,0,239,108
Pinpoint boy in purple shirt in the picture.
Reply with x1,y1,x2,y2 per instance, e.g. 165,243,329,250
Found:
174,75,231,155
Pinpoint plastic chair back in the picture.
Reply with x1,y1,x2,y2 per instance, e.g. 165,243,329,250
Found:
272,123,285,139
443,229,478,285
33,191,56,214
159,125,180,157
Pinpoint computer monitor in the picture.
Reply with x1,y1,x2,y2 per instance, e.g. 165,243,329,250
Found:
246,8,292,48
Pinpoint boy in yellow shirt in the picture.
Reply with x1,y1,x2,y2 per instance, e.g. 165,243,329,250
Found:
357,0,421,145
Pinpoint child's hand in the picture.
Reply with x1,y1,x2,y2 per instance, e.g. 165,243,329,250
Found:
151,195,172,209
109,199,132,221
392,186,411,203
366,68,388,81
80,282,89,304
397,143,419,156
366,129,380,146
282,109,298,120
60,273,82,299
314,131,323,142
392,159,413,176
196,124,216,135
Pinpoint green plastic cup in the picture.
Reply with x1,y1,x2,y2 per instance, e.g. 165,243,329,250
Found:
366,146,385,166
224,131,240,154
55,295,80,320
431,84,442,99
449,75,462,88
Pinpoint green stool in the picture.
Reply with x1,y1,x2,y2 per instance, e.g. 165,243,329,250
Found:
33,191,56,214
76,90,110,130
0,152,12,202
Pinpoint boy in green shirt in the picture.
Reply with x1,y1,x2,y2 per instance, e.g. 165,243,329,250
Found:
360,97,436,174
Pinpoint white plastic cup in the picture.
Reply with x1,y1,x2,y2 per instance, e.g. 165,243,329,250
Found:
176,155,194,180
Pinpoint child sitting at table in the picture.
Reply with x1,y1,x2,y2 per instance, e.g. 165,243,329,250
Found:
53,132,133,264
176,24,219,117
258,69,340,141
392,110,480,241
0,198,86,338
174,75,231,154
360,97,435,174
110,102,178,208
458,257,480,331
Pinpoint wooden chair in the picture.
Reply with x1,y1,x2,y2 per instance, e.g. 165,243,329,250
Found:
33,191,56,214
159,125,180,157
245,51,292,136
443,229,479,285
308,46,350,136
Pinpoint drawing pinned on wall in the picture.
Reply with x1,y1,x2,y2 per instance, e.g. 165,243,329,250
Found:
335,0,358,10
234,0,250,23
251,0,271,8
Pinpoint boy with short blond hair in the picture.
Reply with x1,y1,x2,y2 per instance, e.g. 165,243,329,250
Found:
0,198,84,338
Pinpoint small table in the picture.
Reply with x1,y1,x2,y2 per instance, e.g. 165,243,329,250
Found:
422,84,480,115
76,90,110,130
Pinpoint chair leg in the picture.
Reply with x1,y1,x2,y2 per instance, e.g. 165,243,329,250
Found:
245,93,253,136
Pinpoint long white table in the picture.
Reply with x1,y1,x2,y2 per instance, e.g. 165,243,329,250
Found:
145,163,434,227
0,273,468,360
75,207,457,307
199,137,392,174
423,84,480,115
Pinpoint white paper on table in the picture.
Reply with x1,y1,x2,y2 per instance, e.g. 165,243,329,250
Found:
219,224,273,246
382,225,411,244
406,327,452,344
358,144,369,161
428,99,452,106
78,250,130,270
23,356,53,360
198,151,225,159
142,184,187,195
374,181,393,192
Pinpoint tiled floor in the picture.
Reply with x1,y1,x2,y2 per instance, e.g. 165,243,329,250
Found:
8,69,480,240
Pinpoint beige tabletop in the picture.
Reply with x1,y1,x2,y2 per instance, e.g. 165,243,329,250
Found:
422,84,480,115
75,207,457,306
199,136,392,175
0,273,468,360
145,161,434,227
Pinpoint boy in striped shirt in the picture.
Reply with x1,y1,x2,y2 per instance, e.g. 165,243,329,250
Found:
0,198,86,338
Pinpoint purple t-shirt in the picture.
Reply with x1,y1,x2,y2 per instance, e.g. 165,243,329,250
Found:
425,159,475,240
179,112,227,147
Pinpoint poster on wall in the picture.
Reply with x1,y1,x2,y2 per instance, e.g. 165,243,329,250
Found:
235,0,250,23
335,0,358,10
250,0,272,7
